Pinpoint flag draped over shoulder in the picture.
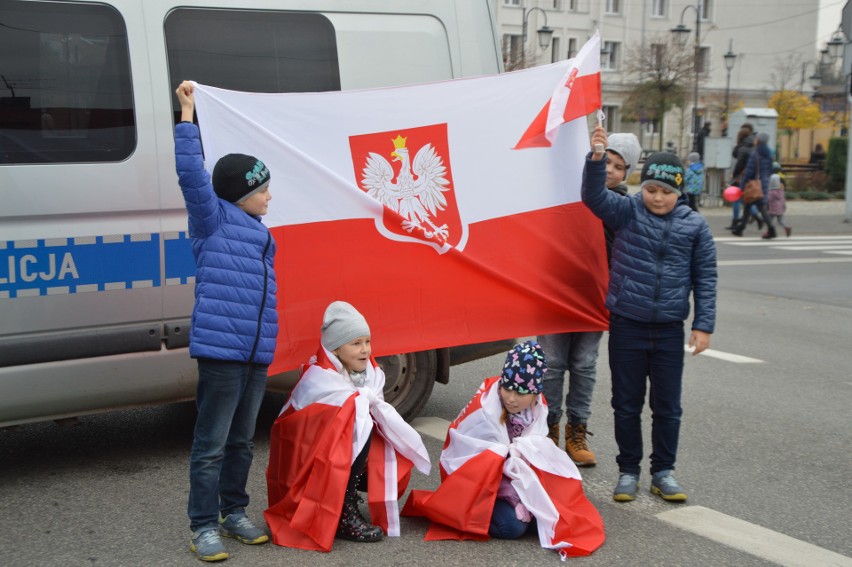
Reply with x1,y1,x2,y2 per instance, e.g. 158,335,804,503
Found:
192,33,606,373
265,346,430,551
401,377,605,556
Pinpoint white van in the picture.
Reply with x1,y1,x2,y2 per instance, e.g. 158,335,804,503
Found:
0,0,511,426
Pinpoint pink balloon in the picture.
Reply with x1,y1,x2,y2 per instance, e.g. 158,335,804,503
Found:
723,186,743,203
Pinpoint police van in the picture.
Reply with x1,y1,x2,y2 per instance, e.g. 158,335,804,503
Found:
0,0,511,426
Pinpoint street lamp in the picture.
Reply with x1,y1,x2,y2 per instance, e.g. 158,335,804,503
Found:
671,1,703,153
722,41,736,128
521,6,554,52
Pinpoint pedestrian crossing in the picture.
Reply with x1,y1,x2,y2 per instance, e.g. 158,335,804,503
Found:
715,235,852,264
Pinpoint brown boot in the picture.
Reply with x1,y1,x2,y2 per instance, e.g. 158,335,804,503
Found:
547,422,560,445
565,423,597,466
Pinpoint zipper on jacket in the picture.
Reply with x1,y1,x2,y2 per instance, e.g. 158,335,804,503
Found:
651,216,672,322
248,231,272,364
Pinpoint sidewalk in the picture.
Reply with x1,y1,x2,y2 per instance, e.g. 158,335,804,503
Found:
699,199,852,238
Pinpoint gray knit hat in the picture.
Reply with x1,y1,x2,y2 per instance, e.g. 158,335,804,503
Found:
606,133,642,173
321,301,371,352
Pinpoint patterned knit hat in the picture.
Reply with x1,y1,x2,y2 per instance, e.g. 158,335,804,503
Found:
500,341,547,395
212,153,271,204
640,152,685,196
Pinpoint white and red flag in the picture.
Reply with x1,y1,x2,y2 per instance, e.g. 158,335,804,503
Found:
192,33,606,373
401,377,606,556
265,346,430,551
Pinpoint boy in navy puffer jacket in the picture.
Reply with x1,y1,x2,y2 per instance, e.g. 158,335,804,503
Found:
581,126,717,505
175,81,278,562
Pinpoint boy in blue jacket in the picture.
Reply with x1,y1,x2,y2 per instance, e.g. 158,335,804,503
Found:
582,126,717,504
175,81,278,561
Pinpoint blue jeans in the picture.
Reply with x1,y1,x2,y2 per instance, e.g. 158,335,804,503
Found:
188,359,267,531
608,315,684,476
489,499,533,539
537,331,603,425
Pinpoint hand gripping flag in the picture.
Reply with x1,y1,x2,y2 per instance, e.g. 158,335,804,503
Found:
191,33,606,373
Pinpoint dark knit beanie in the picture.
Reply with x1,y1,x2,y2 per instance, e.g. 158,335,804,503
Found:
640,152,685,196
211,153,270,203
500,341,547,395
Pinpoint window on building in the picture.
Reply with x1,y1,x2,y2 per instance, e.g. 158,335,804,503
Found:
568,0,578,10
602,41,620,70
602,105,619,130
701,0,712,20
605,0,621,14
567,37,578,59
0,0,135,164
551,37,561,63
652,0,667,17
502,34,523,68
551,0,563,9
695,46,710,75
504,0,520,5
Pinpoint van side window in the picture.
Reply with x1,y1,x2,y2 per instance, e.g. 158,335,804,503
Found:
0,0,135,165
165,9,341,124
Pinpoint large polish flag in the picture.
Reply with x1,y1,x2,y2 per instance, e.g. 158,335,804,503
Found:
192,33,606,373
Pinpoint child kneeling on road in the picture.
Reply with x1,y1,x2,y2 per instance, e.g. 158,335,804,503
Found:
403,341,605,559
582,126,717,503
265,301,430,552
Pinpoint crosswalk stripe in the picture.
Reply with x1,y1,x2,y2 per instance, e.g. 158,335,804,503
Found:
719,257,852,266
656,506,852,567
684,346,763,363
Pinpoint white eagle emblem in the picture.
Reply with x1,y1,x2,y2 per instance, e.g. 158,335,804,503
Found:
361,135,451,240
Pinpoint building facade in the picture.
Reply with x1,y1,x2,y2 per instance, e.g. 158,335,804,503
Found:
494,0,823,157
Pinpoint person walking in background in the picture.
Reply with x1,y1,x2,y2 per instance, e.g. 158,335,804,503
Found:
766,161,792,237
732,132,775,239
728,123,761,231
582,127,717,504
684,152,704,212
538,132,642,467
696,121,711,160
175,81,277,562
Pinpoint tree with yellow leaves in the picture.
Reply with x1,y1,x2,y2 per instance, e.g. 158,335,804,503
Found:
768,90,822,130
768,90,824,160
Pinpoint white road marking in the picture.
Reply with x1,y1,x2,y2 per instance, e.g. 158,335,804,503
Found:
410,416,450,441
719,257,852,266
715,236,852,243
684,346,764,363
656,506,852,567
773,245,852,251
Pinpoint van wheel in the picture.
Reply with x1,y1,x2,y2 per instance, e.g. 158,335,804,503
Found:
377,350,437,422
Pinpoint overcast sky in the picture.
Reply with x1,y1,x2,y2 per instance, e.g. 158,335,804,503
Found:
818,0,845,47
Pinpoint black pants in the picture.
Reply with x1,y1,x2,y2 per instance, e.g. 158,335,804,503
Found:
736,199,773,234
347,435,371,494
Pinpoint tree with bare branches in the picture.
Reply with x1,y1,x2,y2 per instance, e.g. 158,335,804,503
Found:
620,35,695,152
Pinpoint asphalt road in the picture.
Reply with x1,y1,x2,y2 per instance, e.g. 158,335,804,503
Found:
2,201,851,567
